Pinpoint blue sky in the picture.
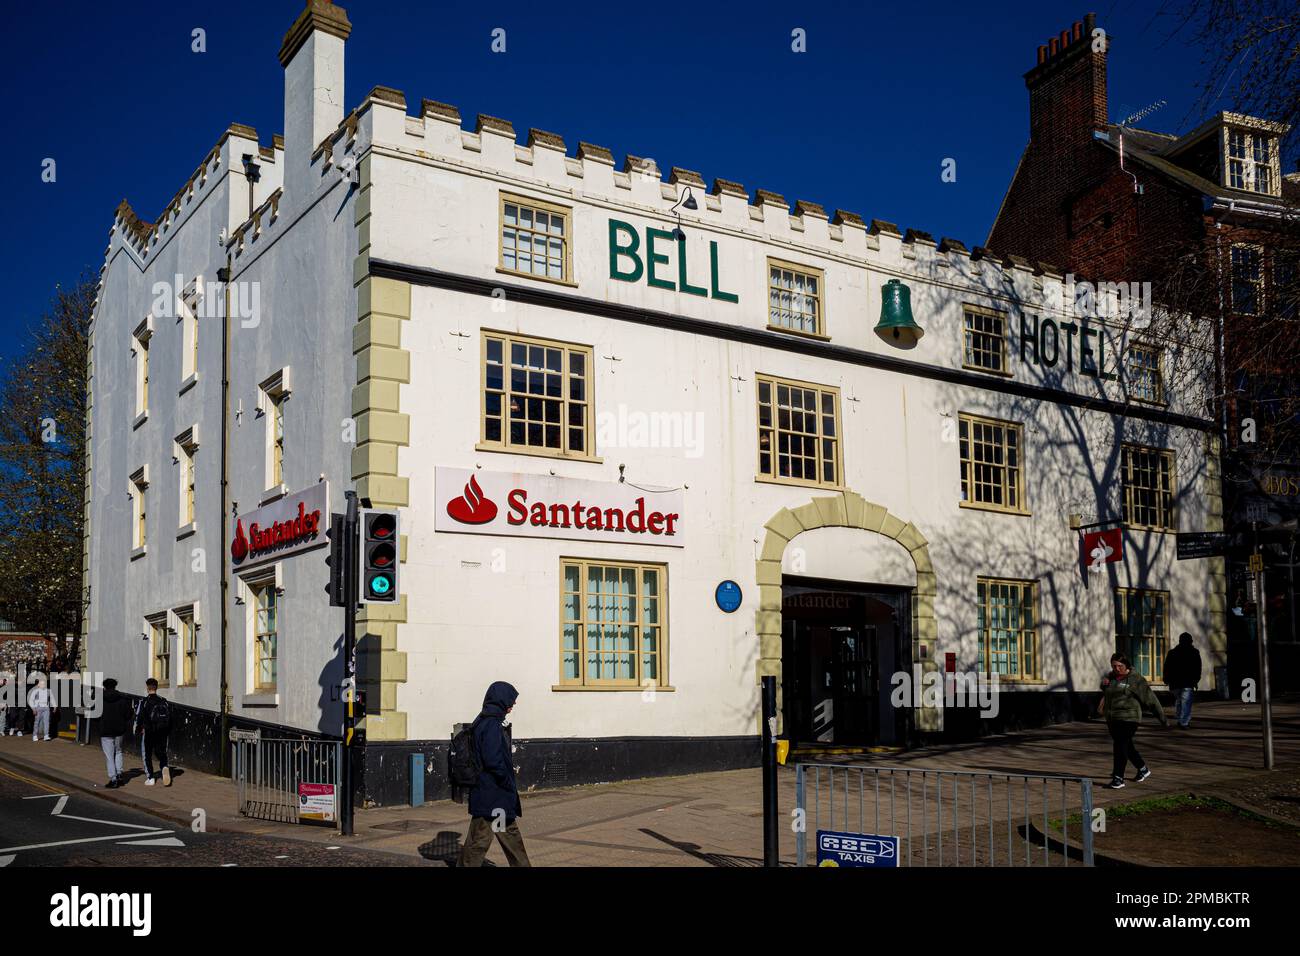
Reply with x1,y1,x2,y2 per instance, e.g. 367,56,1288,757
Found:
0,1,1232,351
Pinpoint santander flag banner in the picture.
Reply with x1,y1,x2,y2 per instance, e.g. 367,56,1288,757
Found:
1082,527,1123,571
435,468,684,548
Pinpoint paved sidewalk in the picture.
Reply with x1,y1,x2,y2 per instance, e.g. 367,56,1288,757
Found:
1,697,1295,866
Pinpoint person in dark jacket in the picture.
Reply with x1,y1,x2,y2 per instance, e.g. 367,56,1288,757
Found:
458,681,531,867
98,679,134,788
134,678,172,787
1162,632,1202,729
1099,653,1167,789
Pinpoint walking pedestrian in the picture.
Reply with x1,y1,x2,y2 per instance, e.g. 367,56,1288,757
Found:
98,679,134,788
0,675,11,736
28,677,52,741
457,681,531,867
1162,632,1203,729
1099,653,1167,789
134,678,173,786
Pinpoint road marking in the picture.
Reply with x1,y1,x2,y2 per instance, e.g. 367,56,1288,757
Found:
56,813,167,831
118,837,186,847
1,766,63,794
0,855,13,867
0,830,175,854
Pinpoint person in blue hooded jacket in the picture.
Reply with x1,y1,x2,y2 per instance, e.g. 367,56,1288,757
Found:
458,681,531,867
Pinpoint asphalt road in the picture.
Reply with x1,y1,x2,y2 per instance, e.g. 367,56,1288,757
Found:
0,765,426,867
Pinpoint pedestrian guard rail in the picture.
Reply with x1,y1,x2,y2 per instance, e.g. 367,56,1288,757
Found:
794,762,1095,867
232,736,341,825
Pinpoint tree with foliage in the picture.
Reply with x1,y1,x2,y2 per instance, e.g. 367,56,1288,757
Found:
0,274,94,667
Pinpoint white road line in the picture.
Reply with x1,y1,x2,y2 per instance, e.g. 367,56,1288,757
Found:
0,830,174,854
23,789,166,829
117,837,186,847
0,855,14,867
56,813,168,831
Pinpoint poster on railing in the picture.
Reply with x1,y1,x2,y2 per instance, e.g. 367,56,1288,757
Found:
816,830,900,867
298,783,337,824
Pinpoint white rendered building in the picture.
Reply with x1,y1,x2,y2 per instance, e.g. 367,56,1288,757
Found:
85,1,1226,804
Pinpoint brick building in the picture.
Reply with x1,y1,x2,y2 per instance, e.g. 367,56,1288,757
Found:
988,12,1300,681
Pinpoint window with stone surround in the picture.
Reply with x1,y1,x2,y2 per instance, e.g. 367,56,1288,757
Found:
1121,443,1176,531
1115,587,1169,682
559,558,666,689
977,577,1038,680
962,305,1008,375
756,375,841,488
481,331,595,460
499,193,571,283
958,413,1025,513
767,259,824,336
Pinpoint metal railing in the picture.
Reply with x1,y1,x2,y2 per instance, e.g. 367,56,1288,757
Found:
794,763,1094,867
232,737,341,825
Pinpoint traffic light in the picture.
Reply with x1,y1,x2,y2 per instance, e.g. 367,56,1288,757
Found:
324,512,347,608
359,509,399,604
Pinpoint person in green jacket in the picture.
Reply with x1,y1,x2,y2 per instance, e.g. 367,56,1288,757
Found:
1099,652,1167,789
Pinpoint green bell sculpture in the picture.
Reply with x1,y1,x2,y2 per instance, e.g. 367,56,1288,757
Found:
875,278,924,348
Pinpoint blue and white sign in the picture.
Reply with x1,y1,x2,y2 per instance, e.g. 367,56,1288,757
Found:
816,830,900,867
715,580,742,613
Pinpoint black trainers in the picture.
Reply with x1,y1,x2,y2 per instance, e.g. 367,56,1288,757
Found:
106,779,118,789
1135,767,1152,783
1105,777,1126,789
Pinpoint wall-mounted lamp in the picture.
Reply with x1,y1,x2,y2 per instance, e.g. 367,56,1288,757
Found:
669,187,698,241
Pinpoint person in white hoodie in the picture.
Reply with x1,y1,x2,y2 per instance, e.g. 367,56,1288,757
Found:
28,677,52,741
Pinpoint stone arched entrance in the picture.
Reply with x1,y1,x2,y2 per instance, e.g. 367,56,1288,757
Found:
755,488,942,733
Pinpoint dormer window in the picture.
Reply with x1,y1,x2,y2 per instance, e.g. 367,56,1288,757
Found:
1226,128,1278,195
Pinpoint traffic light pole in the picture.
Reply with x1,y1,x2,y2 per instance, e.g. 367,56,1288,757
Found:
341,491,359,835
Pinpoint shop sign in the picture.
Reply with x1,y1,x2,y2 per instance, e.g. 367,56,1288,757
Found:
298,783,336,824
1259,473,1300,497
1176,532,1228,561
1019,314,1116,379
608,219,738,302
230,482,329,568
816,830,899,868
1082,527,1123,569
436,468,684,547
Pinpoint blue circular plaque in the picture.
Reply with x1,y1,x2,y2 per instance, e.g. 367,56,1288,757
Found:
715,580,742,613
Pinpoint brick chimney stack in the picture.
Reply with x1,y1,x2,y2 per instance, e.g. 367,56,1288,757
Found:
985,13,1113,268
1024,12,1109,149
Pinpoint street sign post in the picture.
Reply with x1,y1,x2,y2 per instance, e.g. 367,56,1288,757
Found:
1176,531,1229,561
1251,524,1274,771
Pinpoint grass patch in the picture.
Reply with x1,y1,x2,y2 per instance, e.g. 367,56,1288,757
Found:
1052,794,1296,830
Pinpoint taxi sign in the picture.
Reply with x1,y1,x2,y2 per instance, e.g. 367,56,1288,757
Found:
816,830,899,867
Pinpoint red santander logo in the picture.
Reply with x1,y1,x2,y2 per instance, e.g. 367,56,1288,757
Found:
446,475,498,525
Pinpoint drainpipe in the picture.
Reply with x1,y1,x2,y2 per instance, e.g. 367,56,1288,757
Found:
218,250,232,774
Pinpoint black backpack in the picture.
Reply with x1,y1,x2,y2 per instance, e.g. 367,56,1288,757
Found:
448,720,482,787
149,697,172,733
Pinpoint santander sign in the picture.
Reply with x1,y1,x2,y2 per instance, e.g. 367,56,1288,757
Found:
229,482,330,568
436,468,684,548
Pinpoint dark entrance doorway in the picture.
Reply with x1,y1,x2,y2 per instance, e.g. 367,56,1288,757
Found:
781,577,910,746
